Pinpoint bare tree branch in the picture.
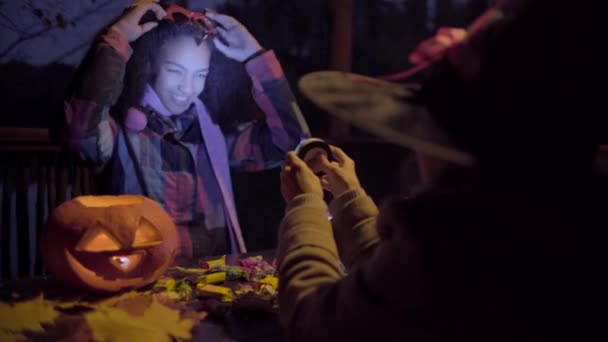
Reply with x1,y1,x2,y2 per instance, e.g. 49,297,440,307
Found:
0,10,28,34
0,10,18,29
0,20,19,32
0,0,115,59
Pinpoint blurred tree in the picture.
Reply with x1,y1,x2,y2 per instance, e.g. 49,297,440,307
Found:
0,0,129,65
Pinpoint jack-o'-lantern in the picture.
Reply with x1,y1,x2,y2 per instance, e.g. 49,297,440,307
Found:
40,195,179,293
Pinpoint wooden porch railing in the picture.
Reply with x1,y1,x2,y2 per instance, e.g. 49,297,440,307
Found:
0,127,97,280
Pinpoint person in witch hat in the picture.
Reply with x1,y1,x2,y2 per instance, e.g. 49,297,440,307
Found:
276,0,606,341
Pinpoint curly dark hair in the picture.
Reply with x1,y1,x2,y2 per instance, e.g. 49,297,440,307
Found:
114,20,254,129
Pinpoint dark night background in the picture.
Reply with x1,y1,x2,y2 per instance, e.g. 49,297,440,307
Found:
0,0,491,278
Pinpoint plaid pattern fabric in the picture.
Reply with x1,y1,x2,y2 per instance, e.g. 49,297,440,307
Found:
64,30,310,257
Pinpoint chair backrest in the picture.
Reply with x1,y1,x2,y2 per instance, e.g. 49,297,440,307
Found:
0,128,96,280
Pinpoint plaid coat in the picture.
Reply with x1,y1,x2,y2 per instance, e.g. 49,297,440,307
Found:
64,28,310,257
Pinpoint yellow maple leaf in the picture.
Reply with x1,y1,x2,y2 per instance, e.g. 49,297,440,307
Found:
0,330,24,342
93,290,151,307
85,299,197,342
141,301,196,339
0,295,59,341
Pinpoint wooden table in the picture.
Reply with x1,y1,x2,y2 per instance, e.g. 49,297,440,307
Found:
0,250,286,341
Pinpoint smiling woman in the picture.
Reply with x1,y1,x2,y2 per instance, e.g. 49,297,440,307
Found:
153,36,211,115
114,16,216,121
62,2,310,262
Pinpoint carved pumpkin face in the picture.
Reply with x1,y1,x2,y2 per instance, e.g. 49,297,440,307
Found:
40,195,179,293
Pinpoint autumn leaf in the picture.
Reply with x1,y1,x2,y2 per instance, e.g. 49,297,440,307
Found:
85,299,197,342
0,331,23,342
0,295,59,341
140,301,197,339
92,289,151,307
84,305,156,342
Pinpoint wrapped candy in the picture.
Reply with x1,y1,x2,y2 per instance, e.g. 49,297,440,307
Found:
196,283,234,303
195,272,226,285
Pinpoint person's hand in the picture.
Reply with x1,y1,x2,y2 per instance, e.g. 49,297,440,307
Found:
408,27,467,65
280,152,324,203
111,0,166,42
204,11,263,62
311,145,362,197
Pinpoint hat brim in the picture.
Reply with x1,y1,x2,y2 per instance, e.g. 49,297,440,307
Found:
298,70,476,166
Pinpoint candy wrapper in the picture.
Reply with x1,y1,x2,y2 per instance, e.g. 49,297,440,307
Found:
195,272,226,285
152,277,193,301
199,255,226,269
196,284,234,303
258,276,279,290
206,266,250,281
153,255,279,314
239,256,277,281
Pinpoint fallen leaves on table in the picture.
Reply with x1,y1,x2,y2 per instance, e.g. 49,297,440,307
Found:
85,299,201,342
0,290,205,342
0,254,278,341
0,295,59,342
93,289,151,307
